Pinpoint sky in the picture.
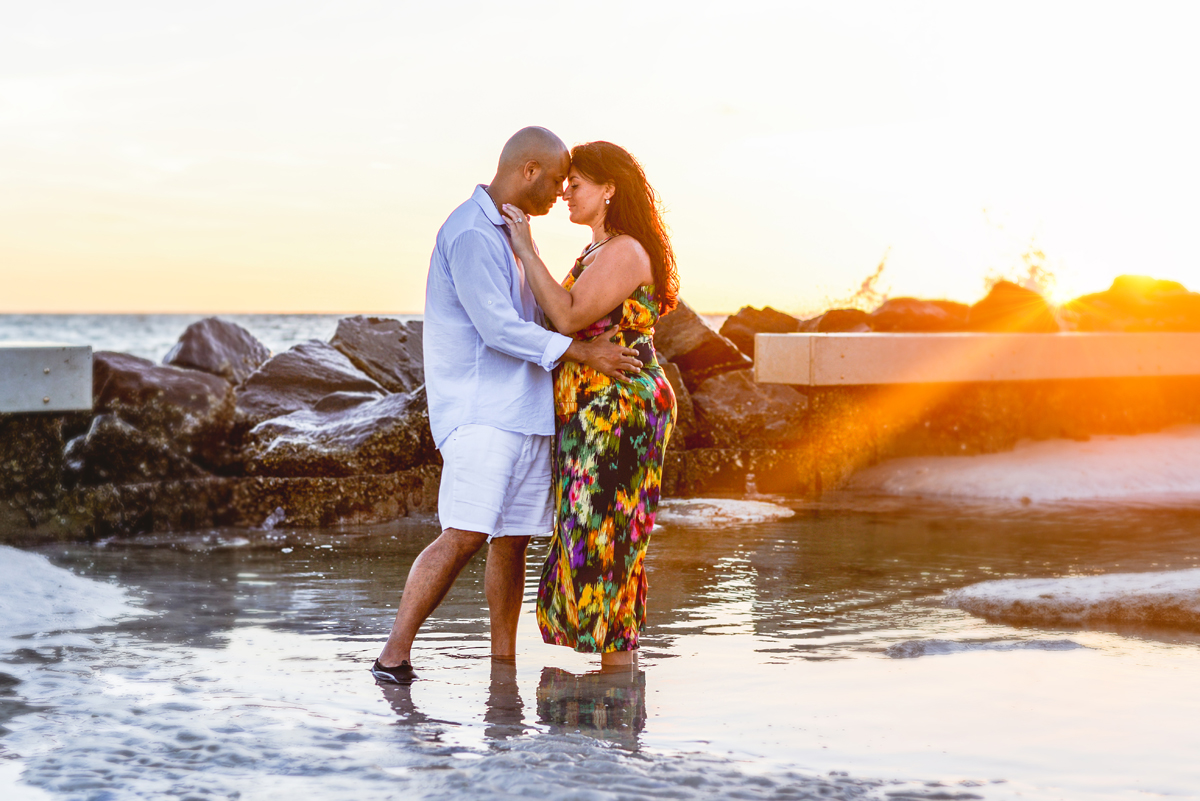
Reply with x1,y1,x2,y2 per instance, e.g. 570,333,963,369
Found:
3,1,1200,314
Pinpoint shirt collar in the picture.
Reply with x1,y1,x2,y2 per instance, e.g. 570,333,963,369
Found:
471,184,506,227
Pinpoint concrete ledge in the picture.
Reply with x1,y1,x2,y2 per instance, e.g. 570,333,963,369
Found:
0,343,93,413
754,333,1200,386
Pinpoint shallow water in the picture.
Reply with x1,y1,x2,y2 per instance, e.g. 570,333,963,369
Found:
4,495,1200,800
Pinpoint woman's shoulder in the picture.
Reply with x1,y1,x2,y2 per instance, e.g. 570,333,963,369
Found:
608,234,649,258
584,234,650,267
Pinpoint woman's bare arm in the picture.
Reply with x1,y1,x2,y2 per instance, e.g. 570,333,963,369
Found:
501,204,651,334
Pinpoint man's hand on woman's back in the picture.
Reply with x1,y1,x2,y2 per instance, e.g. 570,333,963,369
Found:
563,326,642,380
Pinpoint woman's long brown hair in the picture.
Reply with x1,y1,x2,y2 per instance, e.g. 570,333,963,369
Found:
570,141,679,315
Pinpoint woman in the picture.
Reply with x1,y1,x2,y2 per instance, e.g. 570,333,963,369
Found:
501,141,678,668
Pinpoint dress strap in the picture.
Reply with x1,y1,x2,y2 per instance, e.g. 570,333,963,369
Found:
580,236,616,260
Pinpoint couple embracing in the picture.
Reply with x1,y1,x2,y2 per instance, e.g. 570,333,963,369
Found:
371,126,678,681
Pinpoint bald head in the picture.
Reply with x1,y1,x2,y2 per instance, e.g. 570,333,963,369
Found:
497,126,569,174
489,126,570,217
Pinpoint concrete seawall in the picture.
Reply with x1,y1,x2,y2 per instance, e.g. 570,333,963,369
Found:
659,333,1200,497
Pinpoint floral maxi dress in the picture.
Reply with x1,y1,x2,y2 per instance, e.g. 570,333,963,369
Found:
536,256,676,653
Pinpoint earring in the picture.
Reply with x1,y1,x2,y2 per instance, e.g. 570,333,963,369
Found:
605,198,610,205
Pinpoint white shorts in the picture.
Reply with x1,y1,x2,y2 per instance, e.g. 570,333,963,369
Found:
437,424,554,541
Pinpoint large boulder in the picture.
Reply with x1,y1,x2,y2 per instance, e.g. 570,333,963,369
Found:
870,298,970,332
967,281,1059,333
330,316,424,393
93,351,235,462
1063,275,1200,332
235,341,385,430
689,369,808,449
653,299,751,392
660,361,698,449
798,308,872,333
163,317,271,385
63,414,207,487
718,306,800,358
243,387,435,478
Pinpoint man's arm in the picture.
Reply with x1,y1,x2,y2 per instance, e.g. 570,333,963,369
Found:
449,231,640,378
448,229,570,370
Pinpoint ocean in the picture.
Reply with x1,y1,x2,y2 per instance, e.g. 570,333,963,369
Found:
0,313,418,361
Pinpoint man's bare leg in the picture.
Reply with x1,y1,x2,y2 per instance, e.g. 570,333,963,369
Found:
485,535,531,658
378,528,488,667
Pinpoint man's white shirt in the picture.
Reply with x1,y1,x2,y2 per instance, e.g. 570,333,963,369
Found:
423,185,572,449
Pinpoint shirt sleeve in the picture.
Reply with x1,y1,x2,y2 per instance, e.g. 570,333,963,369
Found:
448,229,571,370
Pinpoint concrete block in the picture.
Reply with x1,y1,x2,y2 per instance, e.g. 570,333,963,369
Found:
0,344,92,413
755,333,1200,386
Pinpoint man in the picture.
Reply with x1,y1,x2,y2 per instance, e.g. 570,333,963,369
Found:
371,127,641,682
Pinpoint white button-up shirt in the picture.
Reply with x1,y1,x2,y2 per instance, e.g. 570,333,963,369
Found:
423,185,572,449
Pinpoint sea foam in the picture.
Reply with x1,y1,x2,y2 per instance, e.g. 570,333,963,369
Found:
0,545,145,643
654,498,796,526
945,569,1200,628
849,425,1200,503
884,638,1086,659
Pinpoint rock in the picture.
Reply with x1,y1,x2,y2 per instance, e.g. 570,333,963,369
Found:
63,415,207,487
312,391,382,412
47,465,440,539
798,308,872,332
690,369,808,449
653,299,751,392
93,351,235,463
660,361,698,449
665,448,817,497
870,298,970,332
244,387,434,478
163,317,271,385
967,281,1059,333
718,306,800,358
229,467,440,529
0,413,89,527
1063,275,1200,332
330,316,424,393
235,341,385,431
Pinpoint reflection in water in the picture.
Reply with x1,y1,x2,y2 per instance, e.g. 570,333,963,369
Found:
379,683,437,728
484,660,527,741
536,667,646,750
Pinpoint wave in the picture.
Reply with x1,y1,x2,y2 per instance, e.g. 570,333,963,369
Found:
0,545,146,643
849,426,1200,503
884,638,1086,659
945,569,1200,628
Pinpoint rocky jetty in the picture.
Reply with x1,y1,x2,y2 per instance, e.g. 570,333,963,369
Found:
1,318,437,541
5,274,1200,542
